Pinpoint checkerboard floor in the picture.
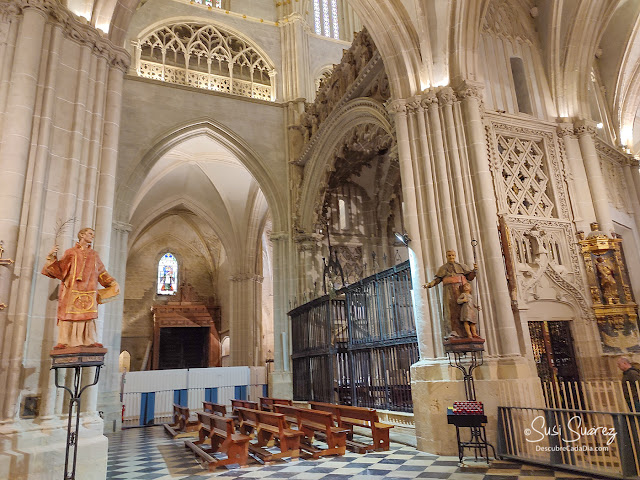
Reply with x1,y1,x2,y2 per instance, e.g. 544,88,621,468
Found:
106,426,596,480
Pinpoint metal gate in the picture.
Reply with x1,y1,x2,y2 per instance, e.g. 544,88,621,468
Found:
290,261,418,412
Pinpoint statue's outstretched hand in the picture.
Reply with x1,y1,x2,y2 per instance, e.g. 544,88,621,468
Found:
48,245,59,258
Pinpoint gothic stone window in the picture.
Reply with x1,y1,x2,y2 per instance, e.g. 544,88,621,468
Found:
134,22,275,101
313,0,339,39
157,253,178,295
496,134,555,217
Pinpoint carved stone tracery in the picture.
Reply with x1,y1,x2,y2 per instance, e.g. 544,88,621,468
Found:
134,22,275,101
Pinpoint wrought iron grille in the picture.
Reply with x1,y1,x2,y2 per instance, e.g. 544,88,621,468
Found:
289,261,418,412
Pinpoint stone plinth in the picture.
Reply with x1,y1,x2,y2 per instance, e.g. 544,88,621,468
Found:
268,369,293,399
410,356,542,455
0,416,107,480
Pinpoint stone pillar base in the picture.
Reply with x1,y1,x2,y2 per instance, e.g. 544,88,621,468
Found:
269,369,293,399
0,416,107,480
97,391,123,433
411,356,543,455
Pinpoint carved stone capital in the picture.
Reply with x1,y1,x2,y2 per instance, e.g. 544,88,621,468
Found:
437,86,456,106
269,231,289,242
112,221,133,233
405,98,421,112
455,80,484,101
18,0,54,16
9,0,131,71
1,0,22,20
419,90,438,109
556,122,575,139
386,99,407,115
574,119,597,138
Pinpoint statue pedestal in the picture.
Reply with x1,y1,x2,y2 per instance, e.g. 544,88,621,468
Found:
50,347,107,367
410,356,542,456
50,348,106,480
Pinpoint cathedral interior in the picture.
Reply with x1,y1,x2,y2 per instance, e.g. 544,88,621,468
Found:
2,0,640,478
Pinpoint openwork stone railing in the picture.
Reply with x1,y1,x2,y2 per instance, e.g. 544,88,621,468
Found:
138,60,273,101
134,22,275,101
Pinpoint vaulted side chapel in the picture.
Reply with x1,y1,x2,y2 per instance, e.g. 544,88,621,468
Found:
2,0,640,478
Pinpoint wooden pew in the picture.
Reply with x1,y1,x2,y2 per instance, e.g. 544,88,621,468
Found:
274,404,349,458
236,407,304,463
185,412,251,470
231,399,258,415
259,397,293,412
309,401,394,452
163,404,199,438
203,401,227,416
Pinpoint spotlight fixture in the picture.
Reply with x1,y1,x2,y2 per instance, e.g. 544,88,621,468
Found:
394,232,411,247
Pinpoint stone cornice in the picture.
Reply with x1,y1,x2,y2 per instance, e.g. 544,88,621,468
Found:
594,137,635,167
5,0,130,72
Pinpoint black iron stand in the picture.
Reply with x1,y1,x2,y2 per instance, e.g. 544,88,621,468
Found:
51,349,106,480
446,349,497,465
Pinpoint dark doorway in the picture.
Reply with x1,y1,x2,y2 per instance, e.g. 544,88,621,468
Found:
158,327,208,369
528,320,579,382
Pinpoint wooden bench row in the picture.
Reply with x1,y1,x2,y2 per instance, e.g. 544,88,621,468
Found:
309,401,394,453
168,399,394,471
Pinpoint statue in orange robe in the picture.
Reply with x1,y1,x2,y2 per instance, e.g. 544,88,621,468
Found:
42,227,119,349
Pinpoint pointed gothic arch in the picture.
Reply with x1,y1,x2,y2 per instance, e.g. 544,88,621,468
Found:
296,97,394,233
114,117,287,235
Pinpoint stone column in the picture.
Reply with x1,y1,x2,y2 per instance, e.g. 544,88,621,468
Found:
229,272,263,366
95,221,131,432
279,13,310,101
0,3,48,420
631,159,640,208
427,89,456,250
439,87,474,263
457,81,520,355
387,99,433,359
86,63,126,420
575,119,614,236
268,232,293,398
414,94,443,264
557,122,595,233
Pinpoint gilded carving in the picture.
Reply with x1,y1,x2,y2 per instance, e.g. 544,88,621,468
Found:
579,223,640,354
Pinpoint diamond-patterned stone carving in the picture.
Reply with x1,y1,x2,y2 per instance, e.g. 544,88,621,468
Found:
497,135,554,217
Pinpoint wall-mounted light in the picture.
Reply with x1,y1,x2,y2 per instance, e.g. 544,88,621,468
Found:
596,122,603,129
394,232,410,247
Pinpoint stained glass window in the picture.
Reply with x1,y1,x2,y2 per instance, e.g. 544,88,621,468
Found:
157,253,178,295
313,0,339,38
331,0,339,39
313,0,321,34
